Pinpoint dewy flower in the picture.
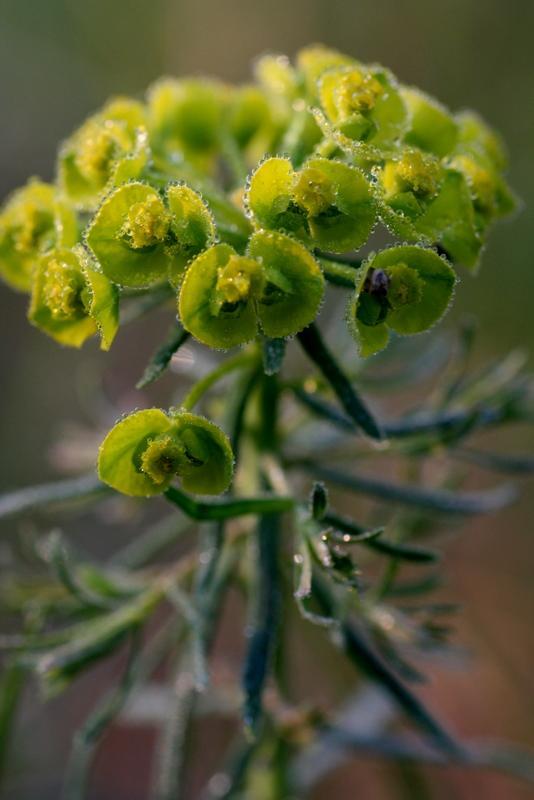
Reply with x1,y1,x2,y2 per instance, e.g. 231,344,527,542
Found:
246,156,376,253
0,180,78,292
376,148,483,269
98,408,234,496
0,43,518,358
348,245,456,357
86,181,215,287
179,230,324,349
58,98,147,209
29,245,118,349
317,64,408,150
147,78,226,170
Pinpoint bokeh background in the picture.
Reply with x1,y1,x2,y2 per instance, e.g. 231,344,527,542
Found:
0,1,533,798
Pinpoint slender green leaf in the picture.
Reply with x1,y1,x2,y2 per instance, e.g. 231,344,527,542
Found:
297,323,382,440
0,474,107,521
110,513,192,569
312,574,464,756
365,537,440,563
136,320,190,388
452,447,534,475
36,587,162,692
63,634,141,800
310,482,329,521
301,463,517,515
242,513,281,733
0,661,26,783
262,337,286,376
44,531,112,609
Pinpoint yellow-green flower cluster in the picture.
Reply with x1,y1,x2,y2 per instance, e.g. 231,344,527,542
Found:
0,44,516,495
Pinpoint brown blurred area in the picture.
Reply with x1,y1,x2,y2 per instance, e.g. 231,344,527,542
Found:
0,1,533,797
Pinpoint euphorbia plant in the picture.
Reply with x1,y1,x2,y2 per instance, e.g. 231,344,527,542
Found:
0,44,532,798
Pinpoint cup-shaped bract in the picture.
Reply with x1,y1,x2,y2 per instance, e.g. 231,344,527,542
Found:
296,45,355,99
246,156,376,253
86,182,215,288
98,408,233,497
376,148,483,269
454,111,508,173
446,112,517,232
348,245,456,357
28,245,118,349
401,88,459,158
255,54,299,104
318,64,407,150
179,231,324,349
0,181,78,292
58,98,147,210
166,184,217,285
247,229,325,338
147,78,226,169
178,244,261,349
226,85,281,156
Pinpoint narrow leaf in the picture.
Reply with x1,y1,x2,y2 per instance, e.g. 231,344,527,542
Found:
0,474,107,521
310,482,329,520
63,634,141,800
312,574,464,757
297,323,382,440
242,513,281,733
36,588,162,691
136,319,190,388
262,337,286,376
364,537,440,563
452,447,534,475
302,463,517,515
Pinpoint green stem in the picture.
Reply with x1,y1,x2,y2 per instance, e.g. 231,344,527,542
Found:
315,250,363,267
164,486,294,521
181,350,259,411
319,258,360,288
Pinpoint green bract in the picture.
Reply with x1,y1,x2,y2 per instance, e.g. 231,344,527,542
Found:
318,64,407,151
246,156,376,252
86,181,215,288
348,245,456,357
98,408,233,496
296,45,356,99
0,181,78,292
179,231,324,349
58,98,147,210
401,88,458,157
376,148,482,268
147,78,225,170
28,245,118,349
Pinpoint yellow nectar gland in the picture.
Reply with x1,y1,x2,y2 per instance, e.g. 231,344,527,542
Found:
123,195,170,249
383,151,440,200
336,70,384,117
386,262,423,309
140,435,184,485
42,259,85,320
13,202,53,255
74,122,119,185
449,155,495,213
215,255,257,307
293,167,336,217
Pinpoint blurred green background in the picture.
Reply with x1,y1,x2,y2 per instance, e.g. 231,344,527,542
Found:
0,1,533,798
